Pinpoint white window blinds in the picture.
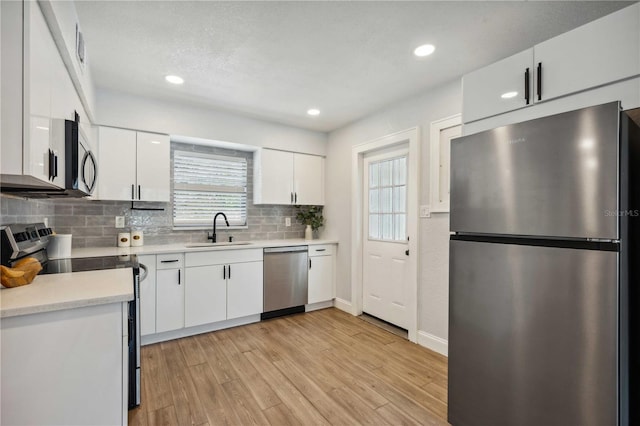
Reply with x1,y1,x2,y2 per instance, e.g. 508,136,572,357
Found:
173,151,247,227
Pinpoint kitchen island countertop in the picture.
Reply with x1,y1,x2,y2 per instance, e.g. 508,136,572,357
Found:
0,268,134,318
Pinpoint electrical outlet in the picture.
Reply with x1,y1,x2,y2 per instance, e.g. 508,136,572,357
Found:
115,216,125,228
285,217,291,227
420,205,431,218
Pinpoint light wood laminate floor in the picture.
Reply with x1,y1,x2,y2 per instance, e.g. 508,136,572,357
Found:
129,308,449,426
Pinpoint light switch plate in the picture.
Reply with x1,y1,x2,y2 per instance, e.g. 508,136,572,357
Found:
285,217,291,227
115,216,125,228
420,205,431,218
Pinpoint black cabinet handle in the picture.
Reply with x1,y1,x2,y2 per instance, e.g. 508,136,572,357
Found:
309,259,312,269
131,184,135,199
315,248,326,252
290,192,294,203
223,265,226,280
295,193,297,203
53,155,58,178
160,259,179,263
524,68,530,105
405,249,410,256
537,62,542,101
178,269,181,285
48,150,54,180
138,185,141,200
228,264,231,279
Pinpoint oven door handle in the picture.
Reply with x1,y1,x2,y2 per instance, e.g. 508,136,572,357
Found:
139,263,148,282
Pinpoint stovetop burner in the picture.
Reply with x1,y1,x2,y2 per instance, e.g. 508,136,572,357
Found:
40,255,139,275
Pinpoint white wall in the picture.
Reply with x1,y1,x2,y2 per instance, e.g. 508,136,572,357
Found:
324,79,461,347
39,0,97,121
95,88,327,156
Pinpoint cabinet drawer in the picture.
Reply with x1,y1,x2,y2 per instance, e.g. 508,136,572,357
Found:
309,244,334,257
186,248,263,267
156,253,184,269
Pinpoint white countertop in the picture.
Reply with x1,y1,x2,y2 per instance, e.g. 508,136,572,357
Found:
0,268,134,319
59,238,338,259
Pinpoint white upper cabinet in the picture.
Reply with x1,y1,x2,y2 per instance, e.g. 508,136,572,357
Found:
254,149,324,205
136,132,171,202
98,127,137,201
293,153,324,205
98,127,170,201
462,49,534,123
534,3,640,103
462,3,640,124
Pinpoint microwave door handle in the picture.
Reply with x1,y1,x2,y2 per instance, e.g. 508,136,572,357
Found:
82,151,97,193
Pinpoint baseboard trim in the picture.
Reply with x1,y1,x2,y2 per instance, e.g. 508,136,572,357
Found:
333,297,354,314
306,300,334,312
141,315,260,346
417,330,448,357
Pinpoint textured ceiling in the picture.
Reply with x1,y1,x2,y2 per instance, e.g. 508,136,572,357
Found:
75,1,633,132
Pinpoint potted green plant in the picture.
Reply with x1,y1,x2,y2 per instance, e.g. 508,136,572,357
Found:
295,206,324,240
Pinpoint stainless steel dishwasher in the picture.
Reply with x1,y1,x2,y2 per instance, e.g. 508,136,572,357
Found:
262,246,308,319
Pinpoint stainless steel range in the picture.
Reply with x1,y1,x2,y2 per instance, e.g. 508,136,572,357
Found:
0,223,145,409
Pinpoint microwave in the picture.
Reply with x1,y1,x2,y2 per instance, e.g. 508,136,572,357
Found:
57,116,98,197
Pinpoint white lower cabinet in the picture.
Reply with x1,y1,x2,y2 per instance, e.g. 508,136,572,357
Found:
138,255,156,336
185,265,227,327
227,261,263,319
308,245,335,304
1,303,127,425
156,253,185,333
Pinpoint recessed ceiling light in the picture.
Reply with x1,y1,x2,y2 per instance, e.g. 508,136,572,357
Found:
165,75,184,85
501,91,518,99
307,109,320,116
413,44,435,57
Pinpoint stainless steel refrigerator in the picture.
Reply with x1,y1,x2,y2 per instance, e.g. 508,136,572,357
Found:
448,102,640,426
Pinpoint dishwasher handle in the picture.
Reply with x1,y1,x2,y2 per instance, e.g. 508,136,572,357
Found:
264,246,308,254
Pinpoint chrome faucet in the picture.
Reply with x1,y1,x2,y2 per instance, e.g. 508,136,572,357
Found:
208,212,229,243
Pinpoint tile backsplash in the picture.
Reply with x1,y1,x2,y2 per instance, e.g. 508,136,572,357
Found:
1,142,309,248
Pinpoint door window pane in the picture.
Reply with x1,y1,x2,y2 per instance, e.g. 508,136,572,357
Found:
367,154,408,242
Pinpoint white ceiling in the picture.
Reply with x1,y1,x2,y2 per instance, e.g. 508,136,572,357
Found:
75,1,633,133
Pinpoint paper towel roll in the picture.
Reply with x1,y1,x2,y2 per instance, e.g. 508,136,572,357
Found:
131,230,144,247
47,234,72,258
118,232,131,247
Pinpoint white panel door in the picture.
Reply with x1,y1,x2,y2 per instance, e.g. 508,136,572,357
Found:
136,132,170,202
138,255,156,336
534,3,640,103
308,255,333,304
462,49,534,123
258,149,294,204
227,261,263,319
294,153,324,205
185,265,227,327
98,127,137,200
156,269,184,333
362,148,410,329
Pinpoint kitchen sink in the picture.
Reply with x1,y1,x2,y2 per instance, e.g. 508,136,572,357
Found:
184,242,253,248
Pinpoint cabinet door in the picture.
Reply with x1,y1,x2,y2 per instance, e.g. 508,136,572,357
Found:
138,255,156,336
534,3,640,103
255,149,294,204
156,269,184,333
308,255,334,304
136,132,170,202
98,127,136,200
294,153,324,205
185,265,226,327
24,2,52,184
462,49,533,123
227,261,263,320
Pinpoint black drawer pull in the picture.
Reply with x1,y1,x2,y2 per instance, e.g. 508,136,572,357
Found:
537,62,542,101
178,269,181,285
524,67,530,105
160,259,179,263
223,265,226,280
315,248,326,252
